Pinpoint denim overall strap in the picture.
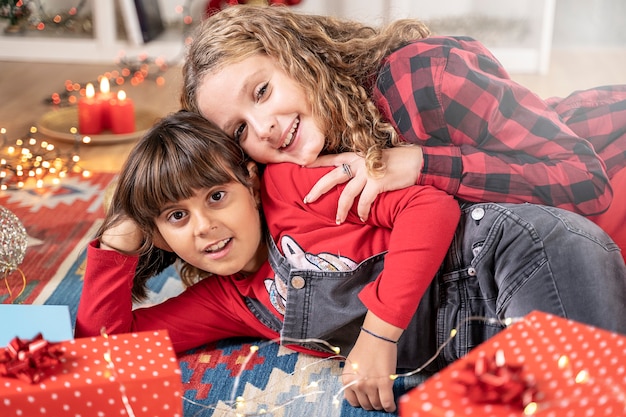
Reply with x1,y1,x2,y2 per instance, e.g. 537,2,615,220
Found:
265,236,390,355
243,237,291,334
248,237,445,366
280,254,387,355
244,235,385,354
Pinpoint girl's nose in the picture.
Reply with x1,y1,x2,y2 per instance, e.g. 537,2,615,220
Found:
249,113,276,142
193,213,217,236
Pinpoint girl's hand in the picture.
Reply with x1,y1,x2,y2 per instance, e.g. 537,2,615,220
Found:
304,146,423,223
342,313,402,412
342,330,398,412
100,217,144,255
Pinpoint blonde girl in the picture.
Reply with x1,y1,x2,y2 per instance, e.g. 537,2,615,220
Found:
181,4,626,255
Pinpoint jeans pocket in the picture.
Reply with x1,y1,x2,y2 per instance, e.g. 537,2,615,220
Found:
438,269,505,366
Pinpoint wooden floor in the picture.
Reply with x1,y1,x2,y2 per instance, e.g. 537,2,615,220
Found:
513,46,626,98
1,45,625,173
0,60,182,173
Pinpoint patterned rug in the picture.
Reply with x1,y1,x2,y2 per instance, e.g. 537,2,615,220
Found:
0,173,420,416
0,172,115,305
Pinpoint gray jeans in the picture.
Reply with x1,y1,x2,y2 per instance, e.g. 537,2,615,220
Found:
416,202,626,372
249,203,626,373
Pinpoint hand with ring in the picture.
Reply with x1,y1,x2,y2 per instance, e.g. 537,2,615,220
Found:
304,145,424,224
342,163,354,179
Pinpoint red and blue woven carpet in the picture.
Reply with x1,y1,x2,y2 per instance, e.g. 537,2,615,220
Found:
0,172,421,416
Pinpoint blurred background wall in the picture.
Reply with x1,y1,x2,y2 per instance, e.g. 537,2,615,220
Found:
290,0,626,97
1,0,624,98
551,0,626,46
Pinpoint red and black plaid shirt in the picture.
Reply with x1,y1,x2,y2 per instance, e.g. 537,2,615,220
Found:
374,36,626,216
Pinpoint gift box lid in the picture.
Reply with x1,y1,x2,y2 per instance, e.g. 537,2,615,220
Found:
399,311,626,416
0,304,73,346
2,329,183,416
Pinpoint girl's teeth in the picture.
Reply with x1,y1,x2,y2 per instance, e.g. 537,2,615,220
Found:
282,118,299,148
206,239,229,252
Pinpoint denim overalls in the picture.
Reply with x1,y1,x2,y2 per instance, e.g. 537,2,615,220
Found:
246,202,626,374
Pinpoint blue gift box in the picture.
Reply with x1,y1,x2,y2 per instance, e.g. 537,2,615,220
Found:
0,304,73,346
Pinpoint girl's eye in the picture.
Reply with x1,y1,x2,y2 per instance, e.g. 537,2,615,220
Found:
209,191,226,203
166,210,187,223
255,82,268,102
234,82,268,141
234,123,246,142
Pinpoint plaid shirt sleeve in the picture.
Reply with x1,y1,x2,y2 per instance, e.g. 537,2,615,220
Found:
545,85,626,179
373,36,613,216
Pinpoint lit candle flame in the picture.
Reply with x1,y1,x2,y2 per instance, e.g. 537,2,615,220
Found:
85,83,95,99
100,77,110,94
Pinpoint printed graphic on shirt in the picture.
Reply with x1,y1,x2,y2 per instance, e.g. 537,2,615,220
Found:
264,236,358,316
265,274,288,316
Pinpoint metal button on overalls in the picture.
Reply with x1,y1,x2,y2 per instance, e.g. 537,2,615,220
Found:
471,207,485,221
467,267,477,276
291,276,305,289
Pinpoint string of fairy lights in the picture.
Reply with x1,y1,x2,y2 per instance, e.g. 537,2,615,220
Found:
0,126,86,190
0,0,198,190
172,316,621,416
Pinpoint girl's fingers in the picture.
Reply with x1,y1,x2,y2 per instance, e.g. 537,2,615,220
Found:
304,162,358,203
304,153,363,204
336,175,367,224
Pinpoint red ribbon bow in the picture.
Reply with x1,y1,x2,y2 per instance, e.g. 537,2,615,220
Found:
0,333,63,384
452,349,538,408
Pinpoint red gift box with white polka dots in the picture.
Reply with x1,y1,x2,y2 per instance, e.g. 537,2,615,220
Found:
399,311,626,417
2,330,183,416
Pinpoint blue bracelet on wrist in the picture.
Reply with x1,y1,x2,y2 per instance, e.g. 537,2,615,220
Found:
360,326,398,344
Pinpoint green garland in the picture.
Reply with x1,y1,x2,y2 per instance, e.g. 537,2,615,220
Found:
0,0,31,26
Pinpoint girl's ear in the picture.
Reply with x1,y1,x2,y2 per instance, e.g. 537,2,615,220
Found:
153,228,173,252
246,161,262,205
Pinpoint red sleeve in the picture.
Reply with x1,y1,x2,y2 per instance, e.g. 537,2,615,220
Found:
75,240,137,338
356,184,460,329
75,240,274,352
262,164,460,329
374,37,612,216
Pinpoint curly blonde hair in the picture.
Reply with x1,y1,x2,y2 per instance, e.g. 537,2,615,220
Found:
181,5,430,174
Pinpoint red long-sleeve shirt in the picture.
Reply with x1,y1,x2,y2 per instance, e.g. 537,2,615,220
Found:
374,36,626,216
75,164,460,352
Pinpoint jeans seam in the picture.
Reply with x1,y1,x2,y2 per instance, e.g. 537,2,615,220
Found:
536,205,620,251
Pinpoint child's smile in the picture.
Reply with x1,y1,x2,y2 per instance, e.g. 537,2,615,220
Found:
281,116,300,149
155,181,265,276
197,54,326,167
204,237,231,253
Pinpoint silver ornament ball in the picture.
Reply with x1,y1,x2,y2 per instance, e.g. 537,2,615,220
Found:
0,206,28,276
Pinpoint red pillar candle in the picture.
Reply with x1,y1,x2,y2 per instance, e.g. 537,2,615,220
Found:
109,90,136,134
97,77,114,130
78,83,103,135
